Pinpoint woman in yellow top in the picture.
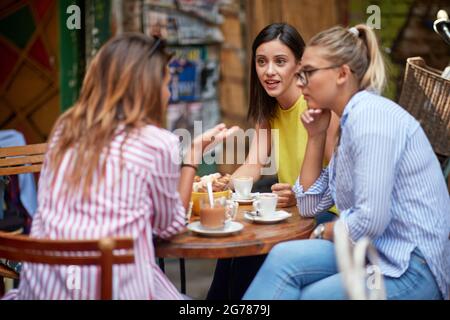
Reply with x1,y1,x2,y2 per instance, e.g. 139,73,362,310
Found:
207,23,340,300
231,23,340,207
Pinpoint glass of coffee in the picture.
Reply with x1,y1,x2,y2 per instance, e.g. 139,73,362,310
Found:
199,197,238,229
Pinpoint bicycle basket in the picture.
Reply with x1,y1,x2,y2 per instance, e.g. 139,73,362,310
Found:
398,57,450,157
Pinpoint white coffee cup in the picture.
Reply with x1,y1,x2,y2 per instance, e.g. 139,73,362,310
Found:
233,176,253,199
253,193,278,218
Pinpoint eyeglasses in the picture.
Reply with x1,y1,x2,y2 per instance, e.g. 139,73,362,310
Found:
148,36,162,57
297,64,342,86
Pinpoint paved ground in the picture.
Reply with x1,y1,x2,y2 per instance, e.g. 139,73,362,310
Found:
164,258,217,300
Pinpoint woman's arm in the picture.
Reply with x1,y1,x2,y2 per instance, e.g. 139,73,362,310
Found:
178,147,200,210
273,113,340,208
299,109,331,190
292,109,335,216
178,124,239,210
230,122,271,186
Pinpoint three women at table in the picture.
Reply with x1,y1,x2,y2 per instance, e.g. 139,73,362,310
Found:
244,24,449,300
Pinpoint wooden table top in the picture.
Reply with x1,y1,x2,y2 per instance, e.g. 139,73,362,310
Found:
155,205,316,259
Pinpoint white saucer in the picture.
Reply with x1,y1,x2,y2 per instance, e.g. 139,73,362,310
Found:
244,210,292,224
187,221,244,237
231,192,258,204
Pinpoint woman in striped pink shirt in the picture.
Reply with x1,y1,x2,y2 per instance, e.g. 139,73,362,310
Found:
4,34,237,300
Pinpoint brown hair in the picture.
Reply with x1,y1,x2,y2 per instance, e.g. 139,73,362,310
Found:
47,33,172,197
309,24,386,93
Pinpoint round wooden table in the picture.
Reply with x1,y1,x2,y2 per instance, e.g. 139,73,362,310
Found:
155,205,316,259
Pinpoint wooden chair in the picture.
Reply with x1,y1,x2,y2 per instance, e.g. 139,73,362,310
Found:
334,220,386,300
0,143,48,281
0,143,47,230
0,232,134,299
0,143,47,176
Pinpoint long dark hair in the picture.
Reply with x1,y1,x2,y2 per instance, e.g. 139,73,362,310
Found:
248,23,305,124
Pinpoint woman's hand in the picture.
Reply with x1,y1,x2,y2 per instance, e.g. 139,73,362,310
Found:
179,124,239,210
271,183,297,208
185,123,240,165
299,109,330,190
301,109,331,138
194,123,240,153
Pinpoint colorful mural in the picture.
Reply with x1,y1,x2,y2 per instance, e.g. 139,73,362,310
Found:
0,0,59,144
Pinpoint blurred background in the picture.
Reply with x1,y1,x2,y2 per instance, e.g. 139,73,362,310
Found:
1,1,449,167
1,0,449,298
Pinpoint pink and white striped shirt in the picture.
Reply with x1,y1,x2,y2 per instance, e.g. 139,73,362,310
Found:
5,125,186,300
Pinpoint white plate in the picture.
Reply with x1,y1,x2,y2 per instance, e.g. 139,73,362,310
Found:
187,221,244,237
231,192,258,204
244,210,292,224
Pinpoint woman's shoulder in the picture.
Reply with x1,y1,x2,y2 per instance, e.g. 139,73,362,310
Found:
115,125,180,172
135,125,179,150
356,90,406,114
116,125,179,160
348,91,420,135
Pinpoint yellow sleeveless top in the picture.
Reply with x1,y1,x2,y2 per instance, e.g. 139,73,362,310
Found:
269,95,308,185
269,95,338,215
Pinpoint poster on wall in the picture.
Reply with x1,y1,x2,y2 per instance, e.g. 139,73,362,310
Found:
169,55,201,103
187,102,203,136
166,103,189,132
200,60,220,100
201,100,220,131
144,0,176,8
168,46,209,103
143,5,223,44
143,1,223,142
166,101,220,135
177,0,223,24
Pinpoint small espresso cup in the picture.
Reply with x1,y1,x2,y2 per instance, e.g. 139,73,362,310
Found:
199,197,238,230
232,176,253,199
253,193,278,218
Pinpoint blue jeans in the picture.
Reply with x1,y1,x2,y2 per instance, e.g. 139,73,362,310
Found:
243,240,443,300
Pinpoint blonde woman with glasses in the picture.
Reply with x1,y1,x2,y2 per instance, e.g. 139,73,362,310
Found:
244,25,449,300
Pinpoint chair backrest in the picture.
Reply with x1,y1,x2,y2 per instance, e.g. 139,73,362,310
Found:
0,143,47,176
334,220,386,300
0,232,134,299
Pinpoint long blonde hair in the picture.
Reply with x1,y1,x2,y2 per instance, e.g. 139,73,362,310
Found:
309,24,386,94
47,33,172,197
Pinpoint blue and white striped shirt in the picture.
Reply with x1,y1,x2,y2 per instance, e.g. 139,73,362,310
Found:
294,90,450,299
